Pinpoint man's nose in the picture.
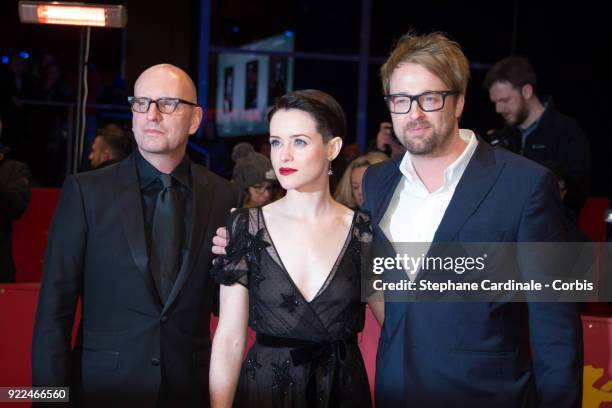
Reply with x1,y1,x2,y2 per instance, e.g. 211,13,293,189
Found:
146,101,162,121
407,99,425,119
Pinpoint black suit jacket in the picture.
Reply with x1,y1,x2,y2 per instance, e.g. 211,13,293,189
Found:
488,102,590,216
32,153,238,407
363,140,582,408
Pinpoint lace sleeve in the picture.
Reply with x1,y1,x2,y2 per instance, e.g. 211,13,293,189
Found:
354,211,379,301
211,209,251,288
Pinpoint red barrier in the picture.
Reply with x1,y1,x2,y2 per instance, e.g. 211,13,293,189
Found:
0,284,38,408
12,188,60,283
359,305,381,396
579,197,609,242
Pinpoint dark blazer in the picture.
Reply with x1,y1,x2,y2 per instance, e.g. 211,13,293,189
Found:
363,139,582,408
32,153,238,407
489,101,590,216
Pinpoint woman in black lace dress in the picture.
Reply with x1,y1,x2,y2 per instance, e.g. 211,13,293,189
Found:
210,90,383,408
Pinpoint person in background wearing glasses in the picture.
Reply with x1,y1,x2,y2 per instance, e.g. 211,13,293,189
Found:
32,64,238,407
483,56,590,219
231,142,278,208
363,32,582,407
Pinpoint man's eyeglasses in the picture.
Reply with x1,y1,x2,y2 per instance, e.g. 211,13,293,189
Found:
128,96,198,114
384,91,458,114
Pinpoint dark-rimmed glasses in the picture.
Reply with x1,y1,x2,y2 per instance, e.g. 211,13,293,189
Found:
384,91,458,114
128,96,198,114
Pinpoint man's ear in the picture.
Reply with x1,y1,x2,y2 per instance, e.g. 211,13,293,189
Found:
521,84,534,100
454,94,465,120
327,136,343,161
189,106,204,135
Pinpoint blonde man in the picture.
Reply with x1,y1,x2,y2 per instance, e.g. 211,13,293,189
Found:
366,31,581,408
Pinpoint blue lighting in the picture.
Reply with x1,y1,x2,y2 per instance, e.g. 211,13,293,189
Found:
283,30,294,38
188,140,210,157
19,51,30,59
232,25,239,33
1,56,8,64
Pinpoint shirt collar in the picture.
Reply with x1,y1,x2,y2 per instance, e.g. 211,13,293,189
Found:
398,129,478,192
135,150,192,190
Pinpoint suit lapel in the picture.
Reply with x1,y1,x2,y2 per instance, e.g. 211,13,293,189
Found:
432,139,504,243
163,164,214,311
371,158,407,264
368,159,415,306
114,155,150,277
372,156,403,226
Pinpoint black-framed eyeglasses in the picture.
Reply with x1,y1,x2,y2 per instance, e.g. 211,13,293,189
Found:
128,96,198,114
384,91,458,114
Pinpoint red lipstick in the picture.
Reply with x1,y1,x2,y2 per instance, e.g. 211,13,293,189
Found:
279,167,297,176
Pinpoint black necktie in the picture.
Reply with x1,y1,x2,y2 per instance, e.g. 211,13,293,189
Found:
151,174,182,303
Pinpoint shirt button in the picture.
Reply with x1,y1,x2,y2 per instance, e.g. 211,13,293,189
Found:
151,358,160,366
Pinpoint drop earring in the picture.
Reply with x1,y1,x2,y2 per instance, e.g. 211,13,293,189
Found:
328,161,333,176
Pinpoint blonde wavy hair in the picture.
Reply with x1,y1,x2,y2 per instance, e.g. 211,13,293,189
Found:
380,31,470,96
334,151,388,208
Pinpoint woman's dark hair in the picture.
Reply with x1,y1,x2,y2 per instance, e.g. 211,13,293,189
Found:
267,89,346,142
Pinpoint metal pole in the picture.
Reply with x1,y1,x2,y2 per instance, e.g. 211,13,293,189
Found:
197,0,212,140
120,26,127,80
66,105,74,179
356,0,372,153
73,26,86,174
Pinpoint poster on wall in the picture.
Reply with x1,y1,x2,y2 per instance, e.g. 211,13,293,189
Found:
216,33,294,137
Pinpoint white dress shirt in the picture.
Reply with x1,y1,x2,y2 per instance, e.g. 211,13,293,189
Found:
379,129,478,278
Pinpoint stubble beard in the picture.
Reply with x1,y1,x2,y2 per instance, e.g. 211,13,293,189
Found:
506,99,530,127
399,120,454,156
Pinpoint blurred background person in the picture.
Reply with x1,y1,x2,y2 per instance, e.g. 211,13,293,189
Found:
483,56,590,218
334,151,388,208
258,141,271,159
231,142,278,208
373,121,406,158
88,123,134,169
330,142,361,193
0,114,32,282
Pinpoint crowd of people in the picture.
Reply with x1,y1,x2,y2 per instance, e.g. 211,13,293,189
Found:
0,52,131,185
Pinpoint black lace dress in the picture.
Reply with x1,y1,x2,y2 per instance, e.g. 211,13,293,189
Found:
211,207,373,408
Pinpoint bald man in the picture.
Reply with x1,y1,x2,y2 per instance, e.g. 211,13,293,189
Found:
32,64,238,407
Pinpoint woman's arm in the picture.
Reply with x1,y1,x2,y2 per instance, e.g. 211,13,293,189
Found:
367,299,384,326
210,282,249,408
